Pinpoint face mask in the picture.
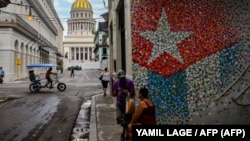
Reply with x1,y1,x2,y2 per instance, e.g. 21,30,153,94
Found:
119,77,126,84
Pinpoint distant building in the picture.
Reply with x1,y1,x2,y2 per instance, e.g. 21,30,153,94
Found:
94,11,109,70
0,0,64,81
63,0,96,69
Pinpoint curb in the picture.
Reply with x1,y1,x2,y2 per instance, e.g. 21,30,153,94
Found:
89,94,99,141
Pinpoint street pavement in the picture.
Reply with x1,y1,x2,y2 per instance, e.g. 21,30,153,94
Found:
0,72,125,141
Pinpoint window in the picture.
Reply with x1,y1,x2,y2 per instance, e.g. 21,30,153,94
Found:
80,48,83,60
103,48,107,55
85,53,88,60
85,48,88,60
89,48,92,60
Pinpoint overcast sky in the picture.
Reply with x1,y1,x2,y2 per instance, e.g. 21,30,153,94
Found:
54,0,108,35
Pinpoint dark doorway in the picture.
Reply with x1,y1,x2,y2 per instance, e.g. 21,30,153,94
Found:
118,4,126,72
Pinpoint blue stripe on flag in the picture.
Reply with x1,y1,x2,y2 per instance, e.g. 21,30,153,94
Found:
148,70,189,124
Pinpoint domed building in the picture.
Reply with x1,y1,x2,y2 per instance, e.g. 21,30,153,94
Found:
63,0,96,68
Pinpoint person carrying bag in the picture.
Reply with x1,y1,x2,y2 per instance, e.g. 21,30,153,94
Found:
126,86,156,140
125,93,135,115
99,75,103,80
100,68,110,96
112,70,135,140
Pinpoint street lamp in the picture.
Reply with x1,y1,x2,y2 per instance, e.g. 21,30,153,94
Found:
27,7,33,20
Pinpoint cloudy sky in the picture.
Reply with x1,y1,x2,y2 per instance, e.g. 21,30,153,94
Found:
54,0,108,35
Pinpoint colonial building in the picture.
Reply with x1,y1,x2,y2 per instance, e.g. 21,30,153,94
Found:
93,11,109,70
63,0,96,69
0,0,64,81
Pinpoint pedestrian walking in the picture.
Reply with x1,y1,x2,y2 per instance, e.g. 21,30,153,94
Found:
99,67,110,96
0,67,5,84
126,86,156,139
70,67,74,77
112,70,135,140
61,67,63,74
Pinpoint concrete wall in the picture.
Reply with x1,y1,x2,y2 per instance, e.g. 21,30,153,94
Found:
130,0,250,124
100,59,109,71
108,0,133,78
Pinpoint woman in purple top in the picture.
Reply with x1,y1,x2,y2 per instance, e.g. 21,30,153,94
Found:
112,70,135,140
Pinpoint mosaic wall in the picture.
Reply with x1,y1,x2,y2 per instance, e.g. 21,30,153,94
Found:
131,0,250,124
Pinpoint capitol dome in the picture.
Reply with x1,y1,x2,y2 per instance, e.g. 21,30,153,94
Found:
67,0,95,36
71,0,92,11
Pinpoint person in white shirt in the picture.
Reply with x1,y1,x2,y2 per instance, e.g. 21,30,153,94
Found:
99,67,110,96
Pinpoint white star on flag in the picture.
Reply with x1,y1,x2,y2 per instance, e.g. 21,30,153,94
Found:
139,9,192,64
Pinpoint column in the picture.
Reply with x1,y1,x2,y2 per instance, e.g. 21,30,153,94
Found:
69,23,71,32
68,47,70,60
70,47,71,60
70,47,73,60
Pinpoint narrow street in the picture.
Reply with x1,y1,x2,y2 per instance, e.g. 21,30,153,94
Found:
0,69,103,141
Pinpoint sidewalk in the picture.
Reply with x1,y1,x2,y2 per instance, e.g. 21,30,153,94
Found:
90,94,123,141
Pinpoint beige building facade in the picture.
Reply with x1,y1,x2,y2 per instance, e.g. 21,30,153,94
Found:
0,0,64,82
108,0,133,79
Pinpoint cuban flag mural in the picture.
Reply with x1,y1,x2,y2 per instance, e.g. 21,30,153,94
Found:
131,0,250,124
